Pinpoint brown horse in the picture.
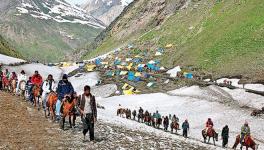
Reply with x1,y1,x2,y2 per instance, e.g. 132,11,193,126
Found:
10,79,17,94
117,108,126,117
32,85,41,110
155,118,162,129
60,97,76,130
46,92,58,120
232,135,258,150
18,80,27,99
202,127,218,146
171,122,180,133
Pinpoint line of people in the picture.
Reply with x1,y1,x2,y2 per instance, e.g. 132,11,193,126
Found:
118,106,254,149
0,67,98,142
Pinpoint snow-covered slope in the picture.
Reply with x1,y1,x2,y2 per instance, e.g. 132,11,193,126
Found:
0,54,26,65
97,86,264,149
82,0,134,25
15,0,106,28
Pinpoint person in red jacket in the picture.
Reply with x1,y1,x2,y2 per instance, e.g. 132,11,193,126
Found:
206,118,214,127
31,71,43,86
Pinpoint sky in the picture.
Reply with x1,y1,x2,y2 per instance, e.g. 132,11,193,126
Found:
65,0,85,5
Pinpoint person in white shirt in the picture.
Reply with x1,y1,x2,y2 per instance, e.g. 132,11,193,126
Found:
16,70,27,93
42,74,56,117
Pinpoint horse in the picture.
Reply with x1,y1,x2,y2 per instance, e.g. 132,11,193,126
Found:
2,76,10,91
59,97,77,130
125,109,131,119
202,127,218,146
171,121,180,133
46,92,58,120
32,85,41,110
117,108,126,118
10,79,17,94
144,112,152,126
232,135,258,150
18,80,27,99
155,118,162,129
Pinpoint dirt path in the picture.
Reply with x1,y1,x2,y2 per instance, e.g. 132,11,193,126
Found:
0,92,210,150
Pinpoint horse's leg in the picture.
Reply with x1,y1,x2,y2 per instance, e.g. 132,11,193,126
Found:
213,137,216,146
69,115,72,128
208,137,210,143
37,97,40,111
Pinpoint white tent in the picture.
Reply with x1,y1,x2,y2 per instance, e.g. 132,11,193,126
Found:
166,66,181,78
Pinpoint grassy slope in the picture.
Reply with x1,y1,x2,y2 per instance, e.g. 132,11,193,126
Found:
1,14,102,62
85,0,264,80
0,34,22,59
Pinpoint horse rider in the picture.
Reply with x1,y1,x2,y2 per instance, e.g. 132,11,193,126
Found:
154,110,161,119
42,74,56,117
171,114,179,124
16,70,27,93
205,118,214,133
182,119,190,138
139,107,144,114
31,71,43,87
56,74,74,120
0,70,3,90
240,121,251,148
77,85,97,141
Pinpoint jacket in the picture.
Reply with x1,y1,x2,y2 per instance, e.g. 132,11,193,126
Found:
17,74,27,83
182,121,190,130
31,74,43,86
78,94,97,118
221,126,229,138
56,80,74,100
206,120,214,127
241,125,250,135
42,80,56,93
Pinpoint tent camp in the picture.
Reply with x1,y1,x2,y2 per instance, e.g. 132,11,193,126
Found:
85,64,96,72
127,71,135,81
166,66,181,78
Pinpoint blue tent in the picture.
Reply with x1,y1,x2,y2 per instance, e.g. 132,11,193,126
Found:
127,71,135,81
153,66,160,71
106,70,113,77
135,77,141,82
137,66,144,72
185,73,193,79
133,58,142,63
95,59,102,66
114,60,121,65
147,64,155,70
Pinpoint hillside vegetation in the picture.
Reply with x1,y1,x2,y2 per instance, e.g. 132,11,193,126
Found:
0,35,22,59
83,0,264,81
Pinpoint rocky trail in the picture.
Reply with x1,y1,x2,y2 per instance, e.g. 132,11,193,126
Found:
0,91,211,150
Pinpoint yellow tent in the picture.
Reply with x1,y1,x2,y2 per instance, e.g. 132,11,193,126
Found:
120,71,128,75
86,64,96,72
135,72,141,77
126,63,133,70
101,62,109,65
123,87,140,95
165,44,173,48
62,62,72,67
117,65,125,69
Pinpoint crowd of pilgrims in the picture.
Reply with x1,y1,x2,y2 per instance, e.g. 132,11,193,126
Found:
0,66,254,148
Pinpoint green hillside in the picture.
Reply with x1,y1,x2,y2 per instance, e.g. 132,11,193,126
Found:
84,0,264,81
0,34,22,58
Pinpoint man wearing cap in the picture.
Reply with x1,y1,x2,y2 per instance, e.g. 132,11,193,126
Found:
240,121,250,148
56,74,74,120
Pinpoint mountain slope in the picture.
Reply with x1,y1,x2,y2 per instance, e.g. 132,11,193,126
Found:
0,0,105,62
0,34,22,59
83,0,264,81
82,0,133,25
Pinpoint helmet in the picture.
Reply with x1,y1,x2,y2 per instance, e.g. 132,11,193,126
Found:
245,121,248,125
208,118,211,121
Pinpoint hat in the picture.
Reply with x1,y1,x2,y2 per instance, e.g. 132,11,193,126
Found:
62,74,68,79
